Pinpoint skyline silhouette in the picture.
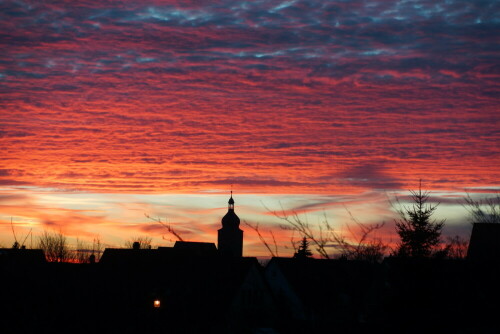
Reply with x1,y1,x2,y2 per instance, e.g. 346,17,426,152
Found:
1,2,498,332
2,219,499,333
3,190,493,260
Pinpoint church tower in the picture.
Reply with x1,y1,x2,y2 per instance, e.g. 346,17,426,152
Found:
217,192,243,257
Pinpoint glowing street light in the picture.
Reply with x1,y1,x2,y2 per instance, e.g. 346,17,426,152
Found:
153,299,161,308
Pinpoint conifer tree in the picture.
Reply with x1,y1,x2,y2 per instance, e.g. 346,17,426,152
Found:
395,181,445,257
294,237,313,259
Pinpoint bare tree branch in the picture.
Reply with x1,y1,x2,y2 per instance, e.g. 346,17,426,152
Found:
463,193,500,224
270,230,279,257
145,214,184,242
269,203,388,261
289,230,300,253
273,206,333,259
243,221,278,257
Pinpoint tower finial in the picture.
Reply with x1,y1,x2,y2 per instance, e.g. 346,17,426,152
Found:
228,187,234,209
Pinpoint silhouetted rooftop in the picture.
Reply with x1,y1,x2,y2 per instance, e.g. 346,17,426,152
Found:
99,242,224,266
0,248,46,266
172,241,217,256
467,223,500,261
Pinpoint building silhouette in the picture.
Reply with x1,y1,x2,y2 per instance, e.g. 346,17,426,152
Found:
467,222,500,261
218,192,243,257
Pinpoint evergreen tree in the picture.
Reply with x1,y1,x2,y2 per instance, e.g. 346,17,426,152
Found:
294,237,313,259
395,182,445,257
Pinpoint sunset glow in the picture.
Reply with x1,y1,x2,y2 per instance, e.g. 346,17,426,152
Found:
1,0,498,256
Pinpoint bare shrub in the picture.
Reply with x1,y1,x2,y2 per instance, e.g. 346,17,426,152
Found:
125,236,153,249
38,231,72,262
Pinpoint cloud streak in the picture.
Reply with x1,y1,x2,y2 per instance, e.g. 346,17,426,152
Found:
0,2,498,196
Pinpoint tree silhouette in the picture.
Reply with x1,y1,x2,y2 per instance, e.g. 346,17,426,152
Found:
444,235,468,259
463,193,500,224
394,182,445,257
243,221,279,257
270,206,387,261
38,230,72,262
294,237,313,259
125,236,153,249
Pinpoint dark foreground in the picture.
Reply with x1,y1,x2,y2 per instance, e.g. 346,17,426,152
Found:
1,249,499,334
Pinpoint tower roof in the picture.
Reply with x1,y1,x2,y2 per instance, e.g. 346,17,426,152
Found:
222,192,240,228
221,210,240,228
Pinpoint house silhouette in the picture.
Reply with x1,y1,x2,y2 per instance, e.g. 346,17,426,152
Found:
467,222,500,261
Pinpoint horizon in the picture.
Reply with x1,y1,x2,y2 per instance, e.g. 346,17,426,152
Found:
1,0,498,257
0,190,484,257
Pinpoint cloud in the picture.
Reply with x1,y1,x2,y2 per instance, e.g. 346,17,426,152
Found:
337,163,403,190
0,0,497,195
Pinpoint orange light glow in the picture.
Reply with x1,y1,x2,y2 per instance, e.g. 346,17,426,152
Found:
154,299,160,308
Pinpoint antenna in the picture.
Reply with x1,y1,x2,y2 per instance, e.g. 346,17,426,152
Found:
21,229,32,249
10,217,18,244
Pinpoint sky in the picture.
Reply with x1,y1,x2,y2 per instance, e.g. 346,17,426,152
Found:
1,0,499,256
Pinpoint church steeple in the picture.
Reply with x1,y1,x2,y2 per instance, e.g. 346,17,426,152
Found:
221,191,240,229
218,191,243,257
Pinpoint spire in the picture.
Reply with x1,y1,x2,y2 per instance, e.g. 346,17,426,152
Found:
228,190,234,210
